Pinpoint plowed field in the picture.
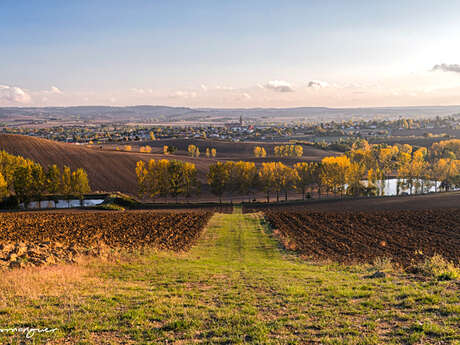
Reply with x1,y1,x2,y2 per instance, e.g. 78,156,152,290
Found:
0,210,212,251
264,209,460,266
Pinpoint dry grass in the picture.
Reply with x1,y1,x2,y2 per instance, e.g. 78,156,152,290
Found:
0,257,105,302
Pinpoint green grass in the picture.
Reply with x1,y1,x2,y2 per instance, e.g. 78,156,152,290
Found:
0,209,459,344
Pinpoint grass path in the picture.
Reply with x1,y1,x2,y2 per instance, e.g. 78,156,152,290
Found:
0,211,459,344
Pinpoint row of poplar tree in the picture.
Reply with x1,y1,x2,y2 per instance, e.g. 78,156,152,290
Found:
136,139,460,203
0,150,91,206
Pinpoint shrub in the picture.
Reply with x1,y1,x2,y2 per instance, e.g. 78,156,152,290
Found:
421,254,459,281
93,203,125,211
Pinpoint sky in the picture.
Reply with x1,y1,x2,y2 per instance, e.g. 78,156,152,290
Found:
1,0,460,108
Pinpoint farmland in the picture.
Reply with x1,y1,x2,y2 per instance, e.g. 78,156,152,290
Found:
0,210,459,344
0,210,212,269
263,208,460,267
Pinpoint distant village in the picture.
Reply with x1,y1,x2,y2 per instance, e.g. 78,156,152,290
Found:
1,114,459,151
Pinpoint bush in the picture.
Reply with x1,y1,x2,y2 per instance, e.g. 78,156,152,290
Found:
93,203,125,211
103,193,139,209
421,255,459,281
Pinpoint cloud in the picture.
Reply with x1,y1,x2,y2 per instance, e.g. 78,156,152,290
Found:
432,63,460,73
50,86,62,94
130,88,153,94
171,90,197,99
263,80,294,92
200,84,208,91
307,80,330,88
0,85,32,104
216,85,235,91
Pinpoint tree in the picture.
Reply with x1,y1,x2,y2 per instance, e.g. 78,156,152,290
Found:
321,156,351,196
30,164,46,208
234,161,258,202
46,165,61,194
156,159,171,201
294,145,303,158
346,162,365,196
183,162,199,199
124,145,132,152
293,162,310,200
13,164,34,207
277,163,297,201
211,148,217,158
61,165,73,206
149,131,156,141
168,160,186,202
163,145,169,155
206,148,210,158
135,160,147,197
208,162,229,203
433,158,459,191
260,147,267,158
0,172,8,199
224,161,238,202
188,144,197,157
71,168,91,204
140,145,152,153
258,162,276,202
254,146,267,158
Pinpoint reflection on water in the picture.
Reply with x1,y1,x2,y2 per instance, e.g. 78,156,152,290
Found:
362,178,442,196
20,199,104,209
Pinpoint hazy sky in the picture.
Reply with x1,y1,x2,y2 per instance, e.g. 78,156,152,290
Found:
1,0,460,108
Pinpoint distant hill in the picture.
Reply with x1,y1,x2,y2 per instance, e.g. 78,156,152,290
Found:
1,105,460,122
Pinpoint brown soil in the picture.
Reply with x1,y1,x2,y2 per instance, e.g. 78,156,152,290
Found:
0,210,212,269
243,191,460,212
264,208,460,266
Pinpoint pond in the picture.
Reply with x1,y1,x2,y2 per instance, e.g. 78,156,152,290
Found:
362,178,443,196
20,198,105,210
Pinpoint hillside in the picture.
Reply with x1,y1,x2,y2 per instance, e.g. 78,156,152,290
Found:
0,134,338,196
0,134,216,194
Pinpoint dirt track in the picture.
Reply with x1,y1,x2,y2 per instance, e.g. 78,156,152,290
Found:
264,208,460,266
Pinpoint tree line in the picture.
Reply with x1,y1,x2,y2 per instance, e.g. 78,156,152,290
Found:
136,159,199,202
136,139,460,203
0,150,91,207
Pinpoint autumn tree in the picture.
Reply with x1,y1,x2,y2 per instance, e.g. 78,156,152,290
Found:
208,162,229,203
168,160,186,202
183,162,199,199
61,165,73,206
293,162,311,200
320,156,351,196
46,165,61,194
0,172,7,199
258,162,277,202
71,168,91,204
12,164,35,206
30,164,46,207
211,148,217,158
254,146,266,158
